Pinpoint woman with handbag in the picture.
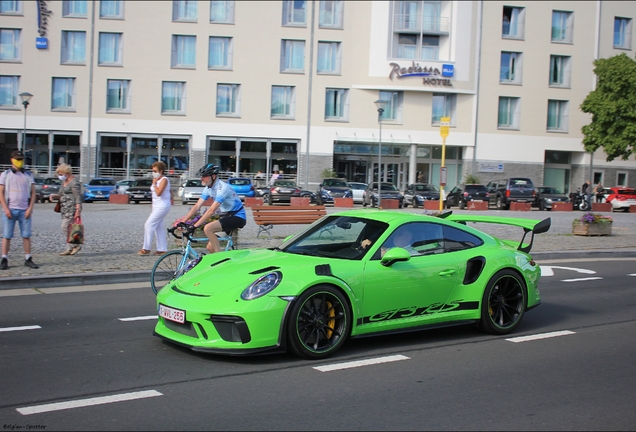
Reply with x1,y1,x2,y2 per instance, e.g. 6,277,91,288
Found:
50,163,83,256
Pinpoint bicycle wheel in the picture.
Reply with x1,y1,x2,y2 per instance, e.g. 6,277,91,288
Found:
151,250,186,295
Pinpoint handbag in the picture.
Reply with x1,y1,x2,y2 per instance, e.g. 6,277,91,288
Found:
67,217,84,245
54,200,61,213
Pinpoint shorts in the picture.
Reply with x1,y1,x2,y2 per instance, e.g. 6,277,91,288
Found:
2,209,31,239
219,215,246,235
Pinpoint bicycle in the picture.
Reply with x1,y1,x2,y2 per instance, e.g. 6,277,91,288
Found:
150,222,236,295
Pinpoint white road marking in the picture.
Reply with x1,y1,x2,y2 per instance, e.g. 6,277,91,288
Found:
561,277,603,283
506,330,575,343
540,265,596,277
118,315,158,322
313,354,410,372
0,325,41,333
16,390,163,415
629,274,636,277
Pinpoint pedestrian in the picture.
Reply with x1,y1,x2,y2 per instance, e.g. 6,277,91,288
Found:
138,161,171,256
174,163,246,254
581,180,590,195
0,150,39,269
269,170,280,185
594,182,604,203
50,163,83,256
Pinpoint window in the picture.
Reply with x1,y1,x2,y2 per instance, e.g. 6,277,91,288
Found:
498,97,520,129
271,86,295,118
432,93,456,125
0,28,20,61
551,10,573,43
549,55,571,88
281,39,305,72
614,17,633,49
162,81,186,114
62,0,87,17
106,79,130,112
171,35,196,68
325,88,349,121
52,77,76,110
394,33,439,60
208,36,232,69
98,33,122,65
0,75,18,107
317,41,341,74
283,0,306,26
173,0,197,21
210,0,234,23
379,90,403,122
421,35,439,60
319,0,343,28
216,83,240,116
61,31,86,64
100,0,123,19
547,100,569,132
500,51,522,84
617,172,627,186
502,6,525,39
0,1,21,14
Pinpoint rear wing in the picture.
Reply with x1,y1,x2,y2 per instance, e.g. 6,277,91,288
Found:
445,213,551,253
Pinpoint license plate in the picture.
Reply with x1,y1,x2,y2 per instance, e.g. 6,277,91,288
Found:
134,194,144,198
159,304,185,324
517,200,527,202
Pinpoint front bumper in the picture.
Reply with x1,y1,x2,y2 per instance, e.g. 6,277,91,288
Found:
84,192,110,201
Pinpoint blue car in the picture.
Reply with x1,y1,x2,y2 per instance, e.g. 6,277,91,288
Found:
228,177,255,200
83,178,116,203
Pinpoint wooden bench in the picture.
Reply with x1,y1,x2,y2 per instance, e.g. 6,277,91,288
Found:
251,205,327,238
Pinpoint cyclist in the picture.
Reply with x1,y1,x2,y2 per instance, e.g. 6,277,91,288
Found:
175,164,246,254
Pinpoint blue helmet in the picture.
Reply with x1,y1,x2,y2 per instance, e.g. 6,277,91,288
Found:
197,163,220,177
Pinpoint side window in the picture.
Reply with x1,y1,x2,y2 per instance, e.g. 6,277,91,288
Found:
442,225,483,252
376,223,445,259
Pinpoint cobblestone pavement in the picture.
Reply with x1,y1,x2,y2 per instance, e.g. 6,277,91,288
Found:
0,201,634,282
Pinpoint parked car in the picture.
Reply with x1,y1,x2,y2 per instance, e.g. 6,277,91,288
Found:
178,179,205,205
125,179,153,204
114,179,135,195
228,177,255,200
154,209,551,359
347,182,368,204
486,178,535,210
267,180,301,205
445,184,490,209
316,178,352,205
533,186,569,211
35,177,62,203
605,186,636,211
83,178,116,203
362,182,404,208
403,183,441,208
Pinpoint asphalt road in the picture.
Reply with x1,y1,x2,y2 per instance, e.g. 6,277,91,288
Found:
1,258,634,431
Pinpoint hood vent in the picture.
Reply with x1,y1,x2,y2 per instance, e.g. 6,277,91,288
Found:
249,266,280,275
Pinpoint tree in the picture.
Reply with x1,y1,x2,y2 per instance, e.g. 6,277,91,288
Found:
580,53,636,161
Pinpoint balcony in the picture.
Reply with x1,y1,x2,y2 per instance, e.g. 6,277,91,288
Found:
394,14,450,34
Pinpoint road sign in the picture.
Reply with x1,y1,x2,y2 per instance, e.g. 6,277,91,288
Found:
440,116,450,138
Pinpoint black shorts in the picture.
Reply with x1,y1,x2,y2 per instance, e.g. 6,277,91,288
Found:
219,215,246,235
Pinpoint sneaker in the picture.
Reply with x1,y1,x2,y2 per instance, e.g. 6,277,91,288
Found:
0,258,7,270
70,245,82,256
24,257,39,269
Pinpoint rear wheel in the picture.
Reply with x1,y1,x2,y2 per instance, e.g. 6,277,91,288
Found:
479,270,526,335
459,200,465,210
151,250,186,295
539,200,545,211
496,196,505,210
287,285,351,359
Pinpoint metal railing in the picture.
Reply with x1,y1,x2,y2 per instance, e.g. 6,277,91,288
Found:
393,14,450,34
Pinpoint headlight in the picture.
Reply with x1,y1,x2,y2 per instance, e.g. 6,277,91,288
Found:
184,192,192,198
545,198,553,203
241,271,282,300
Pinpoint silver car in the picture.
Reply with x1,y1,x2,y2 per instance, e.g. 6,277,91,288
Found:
114,179,135,194
347,182,368,204
179,179,205,205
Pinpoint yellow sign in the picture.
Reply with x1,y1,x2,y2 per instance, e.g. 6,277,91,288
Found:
440,116,450,138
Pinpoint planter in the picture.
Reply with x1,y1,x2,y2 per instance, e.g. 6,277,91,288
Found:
510,202,531,211
467,200,488,210
630,205,636,213
244,197,263,207
109,194,129,204
381,199,400,209
551,202,572,212
592,203,612,212
572,220,612,236
334,197,353,207
291,197,311,206
423,200,441,210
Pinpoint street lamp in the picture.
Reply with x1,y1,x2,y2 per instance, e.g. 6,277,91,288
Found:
374,99,387,208
19,92,33,154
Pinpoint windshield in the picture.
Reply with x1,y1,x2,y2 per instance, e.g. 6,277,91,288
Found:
372,183,398,191
282,216,389,260
539,187,563,194
230,179,251,186
185,180,202,187
89,179,115,186
134,179,152,186
324,179,348,187
274,181,296,187
415,184,439,192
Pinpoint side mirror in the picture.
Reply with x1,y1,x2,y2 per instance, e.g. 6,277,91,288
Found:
381,248,411,267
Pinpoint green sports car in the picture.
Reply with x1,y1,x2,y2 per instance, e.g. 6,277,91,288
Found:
154,209,550,359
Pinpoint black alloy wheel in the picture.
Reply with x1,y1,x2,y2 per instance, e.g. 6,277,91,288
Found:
479,269,526,335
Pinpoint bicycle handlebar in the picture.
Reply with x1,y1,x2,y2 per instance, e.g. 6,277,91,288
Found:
168,222,198,243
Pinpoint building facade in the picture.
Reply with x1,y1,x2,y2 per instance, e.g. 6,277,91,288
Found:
1,0,635,192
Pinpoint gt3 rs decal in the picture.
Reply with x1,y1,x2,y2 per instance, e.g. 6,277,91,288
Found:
359,300,479,325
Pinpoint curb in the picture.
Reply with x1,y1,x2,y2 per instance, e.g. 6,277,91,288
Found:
0,270,151,290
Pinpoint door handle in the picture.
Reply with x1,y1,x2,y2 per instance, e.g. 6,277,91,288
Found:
438,269,456,277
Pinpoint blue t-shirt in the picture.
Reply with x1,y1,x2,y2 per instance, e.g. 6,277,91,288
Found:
201,179,246,220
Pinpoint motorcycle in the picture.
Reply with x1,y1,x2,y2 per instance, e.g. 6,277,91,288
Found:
569,188,591,211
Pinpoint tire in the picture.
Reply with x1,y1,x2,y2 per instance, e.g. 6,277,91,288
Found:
403,201,408,208
579,201,590,211
268,194,274,206
539,200,545,211
479,269,527,335
287,285,351,359
151,250,187,295
496,196,505,210
459,200,465,210
85,200,92,204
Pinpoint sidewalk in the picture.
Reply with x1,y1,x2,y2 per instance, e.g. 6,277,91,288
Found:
0,203,634,289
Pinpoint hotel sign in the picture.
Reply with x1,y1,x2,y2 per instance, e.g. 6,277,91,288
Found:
389,61,454,87
36,0,52,49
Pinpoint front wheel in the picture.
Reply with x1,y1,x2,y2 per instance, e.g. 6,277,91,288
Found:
151,250,188,295
496,196,505,210
479,270,527,335
579,200,590,211
287,285,351,359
